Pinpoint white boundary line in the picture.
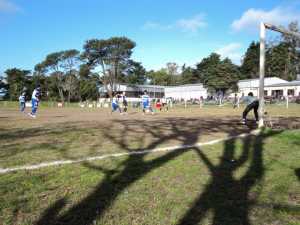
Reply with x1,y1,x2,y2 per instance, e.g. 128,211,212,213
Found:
0,129,261,174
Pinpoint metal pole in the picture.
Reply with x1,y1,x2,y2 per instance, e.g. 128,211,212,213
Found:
258,22,266,128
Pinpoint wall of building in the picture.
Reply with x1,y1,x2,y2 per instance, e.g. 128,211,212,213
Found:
165,84,208,100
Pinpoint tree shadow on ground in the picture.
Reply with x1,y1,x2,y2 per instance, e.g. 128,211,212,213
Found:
176,130,283,225
33,119,285,225
295,168,300,181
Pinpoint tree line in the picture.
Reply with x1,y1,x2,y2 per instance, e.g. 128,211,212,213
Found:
1,21,299,101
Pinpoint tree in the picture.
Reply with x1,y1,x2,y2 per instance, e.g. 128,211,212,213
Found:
5,68,31,100
181,65,198,84
78,64,98,101
122,60,147,85
82,37,136,98
266,42,289,78
206,58,240,93
38,51,65,102
166,62,179,76
147,69,172,86
61,50,80,102
195,53,222,85
37,49,81,102
0,75,8,99
240,41,260,79
280,21,300,80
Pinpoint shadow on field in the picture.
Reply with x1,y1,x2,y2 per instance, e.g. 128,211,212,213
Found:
33,118,282,225
176,130,282,225
295,168,300,181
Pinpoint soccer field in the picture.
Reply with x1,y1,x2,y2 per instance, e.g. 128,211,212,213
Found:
0,105,299,225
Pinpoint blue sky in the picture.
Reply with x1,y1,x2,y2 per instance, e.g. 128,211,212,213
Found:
0,0,300,74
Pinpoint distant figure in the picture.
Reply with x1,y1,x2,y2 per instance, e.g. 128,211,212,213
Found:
200,96,204,108
111,93,122,114
122,91,128,114
141,90,154,115
19,92,26,112
241,92,259,124
233,93,239,108
156,99,162,111
28,85,41,118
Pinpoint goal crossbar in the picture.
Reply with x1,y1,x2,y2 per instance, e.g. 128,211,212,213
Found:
258,22,300,128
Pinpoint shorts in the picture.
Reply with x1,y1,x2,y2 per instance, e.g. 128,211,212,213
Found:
143,102,149,109
112,103,119,111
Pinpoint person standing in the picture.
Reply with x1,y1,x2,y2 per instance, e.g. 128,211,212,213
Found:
28,85,41,118
111,92,122,114
122,91,128,114
19,92,26,112
141,90,154,115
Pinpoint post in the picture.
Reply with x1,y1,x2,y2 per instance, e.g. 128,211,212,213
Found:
286,96,289,109
258,22,266,128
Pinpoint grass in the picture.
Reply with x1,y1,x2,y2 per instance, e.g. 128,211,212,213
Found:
0,105,299,224
0,129,299,225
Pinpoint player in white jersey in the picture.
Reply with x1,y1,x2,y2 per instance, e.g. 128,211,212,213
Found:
121,92,128,114
28,85,41,118
111,92,122,114
18,92,26,112
141,90,154,115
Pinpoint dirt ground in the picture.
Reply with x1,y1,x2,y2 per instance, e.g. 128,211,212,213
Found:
0,105,299,168
1,105,300,130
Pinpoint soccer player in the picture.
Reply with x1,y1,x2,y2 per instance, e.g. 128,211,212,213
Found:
141,90,154,115
122,91,128,114
241,92,259,124
28,85,41,118
111,92,122,114
18,92,26,112
156,99,162,111
233,93,239,108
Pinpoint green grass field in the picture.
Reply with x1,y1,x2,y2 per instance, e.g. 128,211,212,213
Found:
0,104,299,225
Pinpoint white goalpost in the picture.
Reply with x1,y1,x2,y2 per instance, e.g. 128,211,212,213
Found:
258,22,300,128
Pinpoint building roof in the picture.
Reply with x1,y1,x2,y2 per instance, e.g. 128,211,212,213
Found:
238,77,288,88
265,80,300,87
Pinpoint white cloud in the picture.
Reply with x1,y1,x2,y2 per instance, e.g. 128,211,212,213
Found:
232,7,300,32
0,0,20,13
216,43,243,64
142,14,207,33
176,14,207,32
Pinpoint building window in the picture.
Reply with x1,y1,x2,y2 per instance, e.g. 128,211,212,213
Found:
271,90,283,98
288,89,295,96
264,90,268,96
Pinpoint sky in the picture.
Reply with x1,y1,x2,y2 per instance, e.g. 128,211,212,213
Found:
0,0,300,74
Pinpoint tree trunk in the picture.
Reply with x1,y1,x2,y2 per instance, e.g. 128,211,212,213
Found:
58,88,64,103
68,91,71,103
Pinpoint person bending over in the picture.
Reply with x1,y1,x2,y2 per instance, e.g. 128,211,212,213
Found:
242,92,259,124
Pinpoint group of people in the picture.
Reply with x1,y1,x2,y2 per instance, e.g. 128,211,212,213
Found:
111,90,171,115
18,85,41,118
111,90,157,115
19,86,260,124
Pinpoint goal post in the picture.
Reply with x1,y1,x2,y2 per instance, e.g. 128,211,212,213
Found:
258,22,300,128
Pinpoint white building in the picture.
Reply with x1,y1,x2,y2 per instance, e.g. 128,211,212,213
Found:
235,77,300,98
98,84,165,101
165,84,208,100
237,77,288,97
265,80,300,97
